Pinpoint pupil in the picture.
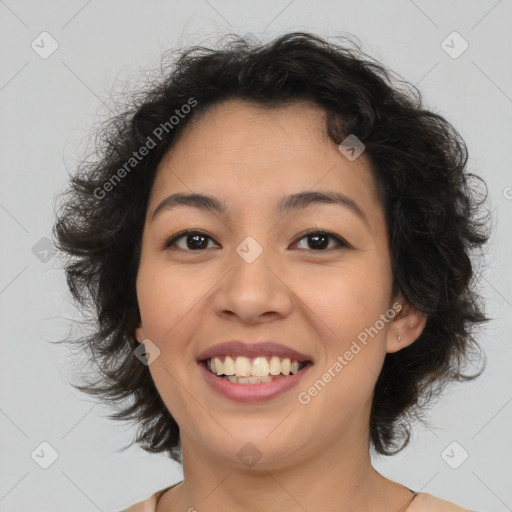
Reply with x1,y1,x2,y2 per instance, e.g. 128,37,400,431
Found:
188,234,207,250
309,234,328,250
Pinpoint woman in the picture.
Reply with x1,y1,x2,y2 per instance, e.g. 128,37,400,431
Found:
53,32,489,511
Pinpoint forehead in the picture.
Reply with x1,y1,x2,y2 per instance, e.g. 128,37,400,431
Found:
150,99,384,232
165,99,345,166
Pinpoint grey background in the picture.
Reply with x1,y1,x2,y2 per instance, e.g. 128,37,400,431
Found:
1,1,511,511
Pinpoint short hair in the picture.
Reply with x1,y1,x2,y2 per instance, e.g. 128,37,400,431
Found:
53,32,490,463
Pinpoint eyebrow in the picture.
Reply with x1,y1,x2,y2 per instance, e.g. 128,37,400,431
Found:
150,190,369,226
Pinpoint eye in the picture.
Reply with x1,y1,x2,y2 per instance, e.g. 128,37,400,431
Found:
292,230,350,251
164,230,219,251
164,229,350,252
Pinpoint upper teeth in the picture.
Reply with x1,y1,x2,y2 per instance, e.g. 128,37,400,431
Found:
207,356,302,377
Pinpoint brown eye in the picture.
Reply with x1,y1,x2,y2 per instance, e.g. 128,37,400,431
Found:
163,229,350,252
164,231,219,251
292,231,350,251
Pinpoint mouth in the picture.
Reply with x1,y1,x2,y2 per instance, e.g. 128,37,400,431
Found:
197,355,314,403
195,341,315,401
198,355,314,385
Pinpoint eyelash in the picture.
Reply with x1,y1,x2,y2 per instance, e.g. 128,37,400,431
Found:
163,229,351,252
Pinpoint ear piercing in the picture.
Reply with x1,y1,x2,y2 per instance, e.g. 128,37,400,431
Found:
397,335,402,342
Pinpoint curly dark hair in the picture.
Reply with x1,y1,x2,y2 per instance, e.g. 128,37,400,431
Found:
52,31,491,463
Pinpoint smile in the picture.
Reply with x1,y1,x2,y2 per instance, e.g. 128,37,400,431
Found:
198,356,313,403
205,355,309,383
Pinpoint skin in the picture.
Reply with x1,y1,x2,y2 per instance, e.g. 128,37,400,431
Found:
134,99,427,512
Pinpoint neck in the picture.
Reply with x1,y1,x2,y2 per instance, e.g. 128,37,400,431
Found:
158,417,414,512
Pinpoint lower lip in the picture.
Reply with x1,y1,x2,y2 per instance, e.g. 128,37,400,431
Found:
197,361,313,403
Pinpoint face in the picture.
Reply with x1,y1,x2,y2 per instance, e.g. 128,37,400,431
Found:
134,99,425,469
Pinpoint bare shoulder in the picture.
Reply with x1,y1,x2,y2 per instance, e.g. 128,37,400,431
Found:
407,492,476,512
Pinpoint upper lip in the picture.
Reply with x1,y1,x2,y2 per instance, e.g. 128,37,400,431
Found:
196,341,314,363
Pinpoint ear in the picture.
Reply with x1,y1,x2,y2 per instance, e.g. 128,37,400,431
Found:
386,293,427,354
134,322,145,344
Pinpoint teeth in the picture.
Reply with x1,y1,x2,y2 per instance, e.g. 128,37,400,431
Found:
251,357,270,377
269,356,281,375
227,375,274,384
222,355,235,375
207,356,303,377
214,357,223,375
235,355,252,377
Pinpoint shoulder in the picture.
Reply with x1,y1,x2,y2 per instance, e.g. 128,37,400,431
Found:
119,482,180,511
119,488,477,512
118,488,167,512
407,492,476,512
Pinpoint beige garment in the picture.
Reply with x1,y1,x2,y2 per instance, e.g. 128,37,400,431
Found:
119,485,175,512
120,486,476,512
406,492,475,511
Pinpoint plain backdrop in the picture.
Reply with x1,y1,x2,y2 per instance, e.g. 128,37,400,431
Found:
1,1,511,511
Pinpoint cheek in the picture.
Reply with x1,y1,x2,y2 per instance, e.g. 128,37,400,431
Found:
136,264,205,417
294,269,389,421
136,261,203,342
301,263,390,341
294,259,391,405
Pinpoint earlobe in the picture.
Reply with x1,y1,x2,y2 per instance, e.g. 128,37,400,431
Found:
134,323,145,343
386,297,427,353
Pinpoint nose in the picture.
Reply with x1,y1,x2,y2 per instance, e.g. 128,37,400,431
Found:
212,241,293,325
